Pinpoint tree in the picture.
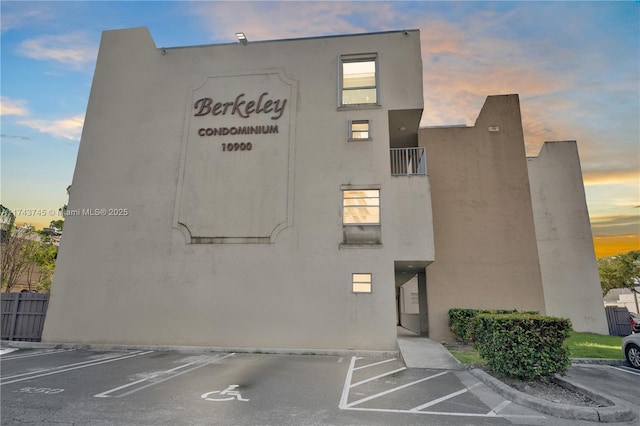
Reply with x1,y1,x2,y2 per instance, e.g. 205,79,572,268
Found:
50,219,65,231
25,241,57,292
0,204,15,242
33,243,57,292
1,205,59,293
598,250,640,313
1,226,36,292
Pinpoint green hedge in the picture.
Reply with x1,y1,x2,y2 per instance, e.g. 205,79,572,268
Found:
471,313,572,380
448,308,522,342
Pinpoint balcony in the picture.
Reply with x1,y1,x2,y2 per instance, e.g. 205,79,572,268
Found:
390,147,426,176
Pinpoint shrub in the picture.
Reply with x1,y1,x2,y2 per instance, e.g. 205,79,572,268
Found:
448,308,520,342
471,313,572,380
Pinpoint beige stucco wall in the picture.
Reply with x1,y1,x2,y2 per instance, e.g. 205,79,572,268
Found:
42,28,433,351
527,141,608,334
421,94,546,342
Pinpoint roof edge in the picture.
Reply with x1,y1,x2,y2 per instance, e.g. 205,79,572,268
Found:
158,29,421,50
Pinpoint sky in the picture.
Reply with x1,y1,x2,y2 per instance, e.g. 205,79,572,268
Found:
1,0,638,258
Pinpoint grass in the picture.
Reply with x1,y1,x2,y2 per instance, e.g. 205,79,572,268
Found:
445,332,624,365
564,332,624,359
444,343,486,366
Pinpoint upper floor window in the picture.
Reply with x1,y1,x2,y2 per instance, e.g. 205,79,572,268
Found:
340,54,379,107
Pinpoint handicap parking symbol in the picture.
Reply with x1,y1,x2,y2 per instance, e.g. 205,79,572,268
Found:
201,385,249,402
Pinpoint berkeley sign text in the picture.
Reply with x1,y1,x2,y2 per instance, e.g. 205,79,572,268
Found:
194,92,287,120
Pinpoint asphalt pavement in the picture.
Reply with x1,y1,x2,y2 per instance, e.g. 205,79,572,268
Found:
2,346,638,425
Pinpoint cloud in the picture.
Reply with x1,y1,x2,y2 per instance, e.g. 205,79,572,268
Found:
0,134,31,141
0,97,29,116
18,33,97,69
0,3,56,34
591,214,640,240
18,115,85,141
583,169,640,186
188,1,401,42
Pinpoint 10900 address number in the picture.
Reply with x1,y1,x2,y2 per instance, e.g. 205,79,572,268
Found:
222,142,252,152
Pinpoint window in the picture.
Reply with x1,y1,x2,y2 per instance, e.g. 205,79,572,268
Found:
340,54,378,107
341,186,382,246
352,273,372,293
349,120,371,140
343,190,380,224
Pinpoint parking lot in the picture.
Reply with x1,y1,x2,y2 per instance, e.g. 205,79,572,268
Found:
0,347,635,425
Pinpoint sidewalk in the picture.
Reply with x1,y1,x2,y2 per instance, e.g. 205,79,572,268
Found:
396,327,462,369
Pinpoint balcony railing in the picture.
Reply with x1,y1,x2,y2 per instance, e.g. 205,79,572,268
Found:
390,147,427,176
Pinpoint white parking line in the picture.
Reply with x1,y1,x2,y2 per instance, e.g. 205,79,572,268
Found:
0,348,18,355
349,367,407,388
339,356,360,408
345,371,448,408
0,349,73,360
352,358,397,371
94,361,198,397
1,353,126,381
339,356,545,420
488,400,511,415
344,406,545,419
0,351,153,386
410,388,468,411
94,353,235,398
610,365,640,376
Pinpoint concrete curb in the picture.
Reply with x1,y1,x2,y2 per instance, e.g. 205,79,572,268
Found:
470,368,636,423
571,358,627,366
1,340,399,358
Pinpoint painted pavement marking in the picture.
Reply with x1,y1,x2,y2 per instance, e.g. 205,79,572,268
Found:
0,351,153,386
0,348,19,356
344,370,448,408
340,406,545,419
201,384,249,402
0,349,73,360
1,352,128,381
352,358,397,371
488,400,512,416
349,366,407,388
94,361,198,398
610,365,640,376
339,356,546,420
339,356,359,408
409,388,469,411
95,353,236,398
13,386,65,395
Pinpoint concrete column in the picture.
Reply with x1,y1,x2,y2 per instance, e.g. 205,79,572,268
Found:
418,271,429,335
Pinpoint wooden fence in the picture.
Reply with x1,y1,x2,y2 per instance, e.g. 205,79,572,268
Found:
605,306,632,336
1,292,49,341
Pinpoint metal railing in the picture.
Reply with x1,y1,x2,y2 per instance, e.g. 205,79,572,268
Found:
390,147,427,176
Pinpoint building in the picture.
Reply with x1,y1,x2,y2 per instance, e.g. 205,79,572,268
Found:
42,28,608,351
419,96,608,341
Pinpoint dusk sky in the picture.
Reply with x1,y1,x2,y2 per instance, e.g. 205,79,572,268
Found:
1,1,638,258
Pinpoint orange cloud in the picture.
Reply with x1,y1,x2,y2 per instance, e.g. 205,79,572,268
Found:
583,169,640,186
